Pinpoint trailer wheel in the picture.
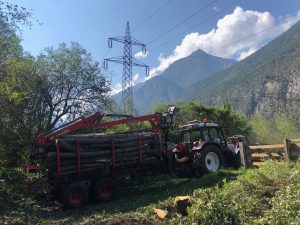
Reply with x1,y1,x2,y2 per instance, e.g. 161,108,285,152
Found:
61,182,89,209
193,145,223,174
94,178,116,202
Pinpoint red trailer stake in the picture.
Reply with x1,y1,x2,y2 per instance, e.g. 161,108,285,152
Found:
138,135,142,164
111,139,116,173
76,141,81,178
56,140,61,176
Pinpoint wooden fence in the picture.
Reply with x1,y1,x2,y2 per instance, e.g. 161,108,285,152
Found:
240,139,300,168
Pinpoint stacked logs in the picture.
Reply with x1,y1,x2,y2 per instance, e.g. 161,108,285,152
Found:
47,132,161,178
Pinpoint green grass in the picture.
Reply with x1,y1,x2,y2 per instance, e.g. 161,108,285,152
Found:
0,167,241,225
1,161,299,225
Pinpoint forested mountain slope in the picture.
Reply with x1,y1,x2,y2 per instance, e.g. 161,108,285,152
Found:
114,49,235,114
183,22,300,118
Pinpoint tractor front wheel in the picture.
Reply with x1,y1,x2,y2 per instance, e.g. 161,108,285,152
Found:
193,145,223,175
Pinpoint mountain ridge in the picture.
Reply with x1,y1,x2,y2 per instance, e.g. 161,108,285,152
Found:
122,49,236,113
182,21,300,118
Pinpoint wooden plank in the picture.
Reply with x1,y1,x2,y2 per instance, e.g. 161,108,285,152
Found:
239,142,249,168
251,153,268,157
291,142,300,148
254,152,282,157
283,139,290,160
249,148,284,154
249,144,284,150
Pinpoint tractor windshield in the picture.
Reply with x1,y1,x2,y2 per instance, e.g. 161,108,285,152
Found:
183,132,191,143
180,126,226,145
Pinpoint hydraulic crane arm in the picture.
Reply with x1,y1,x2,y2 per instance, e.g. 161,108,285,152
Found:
37,112,104,145
37,107,176,146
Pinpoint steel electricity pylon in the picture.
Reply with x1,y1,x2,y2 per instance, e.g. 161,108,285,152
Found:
104,22,149,114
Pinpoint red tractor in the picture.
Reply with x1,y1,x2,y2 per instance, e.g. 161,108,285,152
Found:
172,121,242,176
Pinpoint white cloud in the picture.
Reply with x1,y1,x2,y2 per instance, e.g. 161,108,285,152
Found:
110,83,122,95
238,47,258,60
134,51,149,58
280,10,300,32
133,73,139,82
110,74,140,95
149,7,300,78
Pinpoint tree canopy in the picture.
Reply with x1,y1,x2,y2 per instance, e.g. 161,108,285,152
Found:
35,42,111,130
0,3,111,165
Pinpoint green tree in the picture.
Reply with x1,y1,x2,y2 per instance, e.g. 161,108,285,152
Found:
274,114,298,142
152,101,250,138
248,113,300,144
248,114,273,144
0,53,38,165
35,42,111,130
0,1,33,166
0,1,32,67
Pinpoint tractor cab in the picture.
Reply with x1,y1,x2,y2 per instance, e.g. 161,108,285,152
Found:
178,121,227,149
172,121,228,175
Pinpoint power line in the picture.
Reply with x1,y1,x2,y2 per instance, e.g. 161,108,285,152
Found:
100,48,111,63
109,0,221,75
232,49,300,81
132,0,175,33
213,16,300,54
105,0,175,72
147,0,218,45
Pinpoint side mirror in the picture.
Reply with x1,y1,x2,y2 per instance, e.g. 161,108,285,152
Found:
168,106,176,116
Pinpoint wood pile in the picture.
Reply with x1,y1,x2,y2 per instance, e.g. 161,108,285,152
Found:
47,132,161,178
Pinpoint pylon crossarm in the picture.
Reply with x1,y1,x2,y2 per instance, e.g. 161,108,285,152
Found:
132,58,147,67
109,37,126,44
105,57,125,64
130,37,146,46
132,59,149,75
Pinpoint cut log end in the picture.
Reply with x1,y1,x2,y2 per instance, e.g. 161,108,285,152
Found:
154,208,168,219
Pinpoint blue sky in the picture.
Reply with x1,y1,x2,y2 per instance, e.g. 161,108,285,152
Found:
8,0,300,93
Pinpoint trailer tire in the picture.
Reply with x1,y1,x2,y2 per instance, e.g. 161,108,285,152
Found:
94,178,116,202
193,145,223,174
61,182,89,209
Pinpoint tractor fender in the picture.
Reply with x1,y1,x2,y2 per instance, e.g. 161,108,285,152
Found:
192,142,223,153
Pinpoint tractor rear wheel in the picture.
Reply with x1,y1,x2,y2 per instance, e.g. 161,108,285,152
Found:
193,145,223,175
61,182,89,209
94,178,116,202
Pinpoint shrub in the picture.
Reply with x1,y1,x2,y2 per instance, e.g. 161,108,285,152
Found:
174,161,300,225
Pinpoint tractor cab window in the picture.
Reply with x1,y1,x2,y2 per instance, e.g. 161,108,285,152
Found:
201,128,210,141
182,131,190,143
190,130,201,142
209,128,222,143
200,127,224,144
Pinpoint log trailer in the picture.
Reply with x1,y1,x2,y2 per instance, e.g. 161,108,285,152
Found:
26,107,176,208
26,107,241,208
